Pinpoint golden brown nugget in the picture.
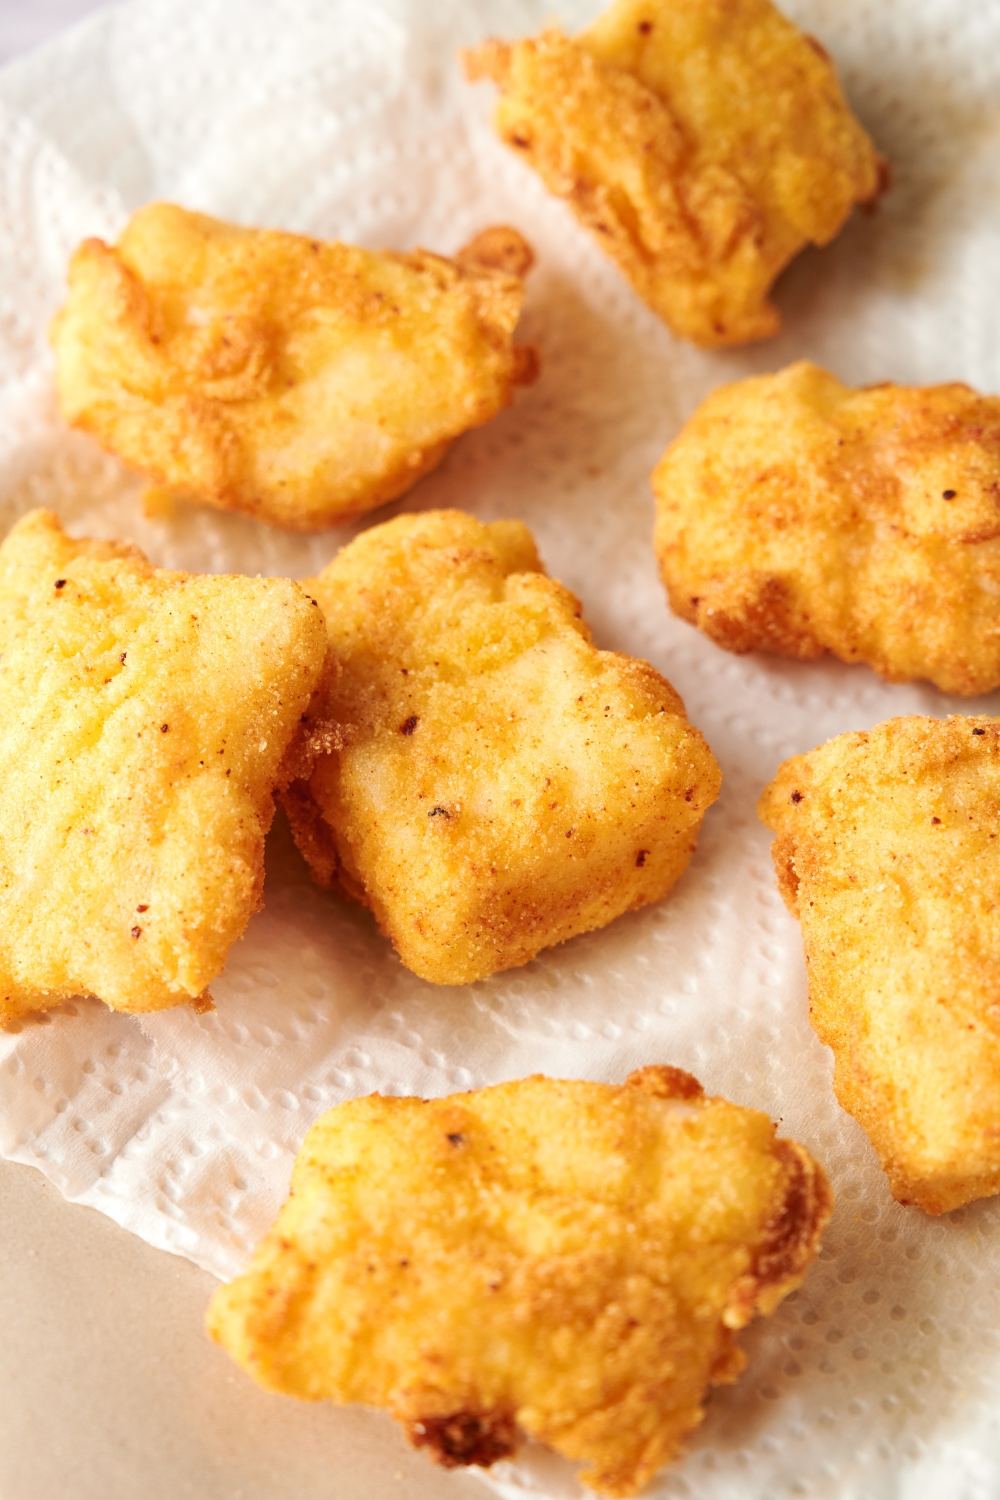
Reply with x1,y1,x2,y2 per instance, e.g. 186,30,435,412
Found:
760,716,1000,1214
464,0,883,348
0,509,327,1022
282,509,721,985
207,1066,832,1497
50,205,538,531
654,362,1000,694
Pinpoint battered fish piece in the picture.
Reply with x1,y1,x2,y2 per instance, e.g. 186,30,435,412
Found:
465,0,883,348
760,716,1000,1214
282,509,721,985
0,509,327,1022
654,362,1000,694
207,1066,832,1497
50,205,538,530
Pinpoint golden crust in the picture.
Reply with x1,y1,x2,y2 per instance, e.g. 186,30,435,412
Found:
759,716,1000,1214
654,361,1000,694
50,204,537,531
0,509,328,1021
206,1069,832,1497
282,509,721,984
464,0,883,348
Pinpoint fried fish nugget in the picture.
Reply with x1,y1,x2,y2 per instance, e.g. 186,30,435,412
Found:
654,362,1000,694
0,509,327,1022
207,1066,831,1497
281,509,721,984
50,205,537,531
760,717,1000,1214
464,0,883,348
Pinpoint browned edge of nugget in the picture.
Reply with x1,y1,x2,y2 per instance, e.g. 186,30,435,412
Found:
628,1064,833,1321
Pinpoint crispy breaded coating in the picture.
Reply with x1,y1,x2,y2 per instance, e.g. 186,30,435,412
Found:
207,1066,832,1497
50,205,537,531
654,362,1000,694
464,0,883,348
0,510,327,1021
760,716,1000,1214
282,509,721,985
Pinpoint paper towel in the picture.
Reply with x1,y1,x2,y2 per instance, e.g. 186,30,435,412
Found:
1,0,1000,1495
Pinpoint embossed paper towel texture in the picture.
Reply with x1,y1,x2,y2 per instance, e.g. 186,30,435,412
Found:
1,1,1000,1496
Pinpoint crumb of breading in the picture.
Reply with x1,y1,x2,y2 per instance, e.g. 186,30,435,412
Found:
464,0,884,348
281,509,721,984
0,509,327,1022
50,204,538,531
760,715,1000,1214
206,1067,832,1497
654,363,1000,693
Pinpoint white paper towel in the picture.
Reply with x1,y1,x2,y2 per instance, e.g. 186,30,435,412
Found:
2,1,1000,1496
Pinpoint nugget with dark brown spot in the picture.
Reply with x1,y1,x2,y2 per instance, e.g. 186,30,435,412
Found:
207,1068,831,1497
